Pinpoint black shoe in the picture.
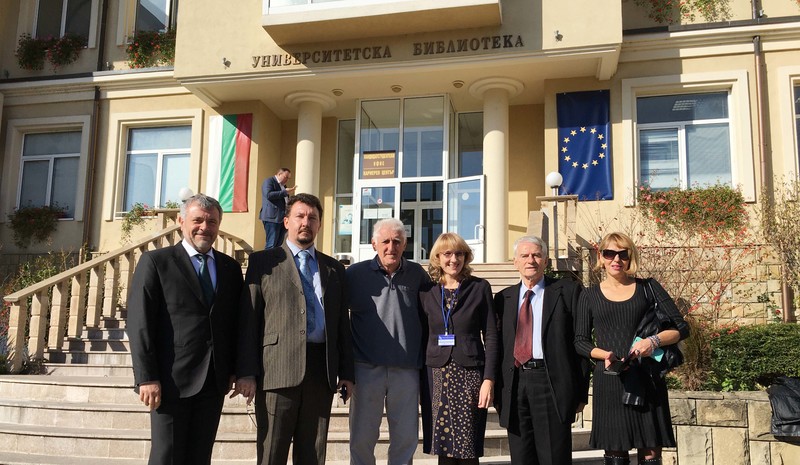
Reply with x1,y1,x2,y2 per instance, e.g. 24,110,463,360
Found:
603,455,630,465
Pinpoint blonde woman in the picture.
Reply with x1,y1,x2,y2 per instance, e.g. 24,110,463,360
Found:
575,232,689,465
420,232,499,465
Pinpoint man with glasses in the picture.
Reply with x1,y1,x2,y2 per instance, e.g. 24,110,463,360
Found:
493,236,590,465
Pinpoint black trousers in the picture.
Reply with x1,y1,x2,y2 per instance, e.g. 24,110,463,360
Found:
508,367,573,465
256,343,334,465
148,368,225,465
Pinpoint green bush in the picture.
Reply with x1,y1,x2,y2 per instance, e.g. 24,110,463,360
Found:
1,251,76,373
706,323,800,391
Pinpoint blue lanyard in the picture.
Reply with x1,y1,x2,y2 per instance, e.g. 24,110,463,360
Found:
440,282,460,335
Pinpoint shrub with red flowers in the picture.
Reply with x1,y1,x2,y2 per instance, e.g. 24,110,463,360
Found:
7,204,67,249
46,33,88,70
632,0,730,24
636,183,747,238
126,30,176,69
15,33,87,71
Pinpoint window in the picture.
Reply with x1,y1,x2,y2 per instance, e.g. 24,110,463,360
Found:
637,92,732,190
795,85,800,166
123,126,190,211
36,0,91,38
334,119,355,255
136,0,179,32
456,112,483,177
18,131,81,218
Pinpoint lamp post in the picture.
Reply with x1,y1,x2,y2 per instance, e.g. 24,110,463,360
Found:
179,187,194,201
545,172,563,259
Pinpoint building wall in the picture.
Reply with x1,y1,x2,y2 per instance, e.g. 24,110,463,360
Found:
0,0,798,272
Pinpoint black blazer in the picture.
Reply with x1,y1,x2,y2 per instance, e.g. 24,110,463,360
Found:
237,243,355,391
420,277,499,381
128,244,244,401
494,277,590,429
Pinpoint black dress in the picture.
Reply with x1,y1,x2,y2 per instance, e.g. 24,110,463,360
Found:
574,278,683,451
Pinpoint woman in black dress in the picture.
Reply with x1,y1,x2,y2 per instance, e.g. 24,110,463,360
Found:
420,232,499,465
575,232,689,465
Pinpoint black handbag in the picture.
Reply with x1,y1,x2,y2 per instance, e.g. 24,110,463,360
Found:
767,376,800,444
638,278,684,376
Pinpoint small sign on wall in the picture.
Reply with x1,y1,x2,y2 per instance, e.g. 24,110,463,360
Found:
361,150,396,179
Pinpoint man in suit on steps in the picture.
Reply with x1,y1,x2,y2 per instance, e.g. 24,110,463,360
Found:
260,167,295,249
237,193,355,465
128,194,244,465
494,235,590,465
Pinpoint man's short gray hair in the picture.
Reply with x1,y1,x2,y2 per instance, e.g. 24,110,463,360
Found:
181,194,223,220
372,218,406,242
513,235,548,257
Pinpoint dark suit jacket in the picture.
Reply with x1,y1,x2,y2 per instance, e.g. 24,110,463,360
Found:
259,176,287,223
128,244,244,401
419,277,499,381
237,242,354,391
494,277,590,430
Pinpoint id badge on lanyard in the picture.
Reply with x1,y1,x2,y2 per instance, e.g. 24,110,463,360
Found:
438,284,459,347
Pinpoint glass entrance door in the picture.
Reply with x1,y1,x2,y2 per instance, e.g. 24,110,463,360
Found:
354,184,397,261
400,181,442,262
445,175,485,263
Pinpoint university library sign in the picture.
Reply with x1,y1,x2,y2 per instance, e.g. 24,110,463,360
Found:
251,34,525,68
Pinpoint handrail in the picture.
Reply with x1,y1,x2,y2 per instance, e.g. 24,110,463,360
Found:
3,215,252,373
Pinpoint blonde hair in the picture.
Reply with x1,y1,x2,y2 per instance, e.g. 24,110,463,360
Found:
593,232,640,275
428,232,473,284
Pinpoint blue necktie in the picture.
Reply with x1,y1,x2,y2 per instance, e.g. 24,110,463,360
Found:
197,254,214,306
298,250,316,334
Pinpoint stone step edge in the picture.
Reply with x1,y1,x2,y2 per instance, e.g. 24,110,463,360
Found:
0,421,532,442
0,375,134,387
0,451,608,465
0,452,251,465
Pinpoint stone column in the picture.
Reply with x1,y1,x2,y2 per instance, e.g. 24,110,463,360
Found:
284,91,336,197
468,78,523,262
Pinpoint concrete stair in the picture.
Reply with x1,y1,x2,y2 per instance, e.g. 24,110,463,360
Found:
0,263,607,464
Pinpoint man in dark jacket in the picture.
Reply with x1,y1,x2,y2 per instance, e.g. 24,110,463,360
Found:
128,194,244,465
494,235,590,465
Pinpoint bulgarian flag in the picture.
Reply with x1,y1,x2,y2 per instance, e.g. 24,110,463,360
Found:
207,113,252,212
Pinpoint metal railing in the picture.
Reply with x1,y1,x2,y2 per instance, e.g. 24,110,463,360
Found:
2,210,252,373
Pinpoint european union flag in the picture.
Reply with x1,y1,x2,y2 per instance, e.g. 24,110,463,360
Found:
557,90,612,200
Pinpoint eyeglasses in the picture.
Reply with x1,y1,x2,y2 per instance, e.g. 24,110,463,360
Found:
440,251,465,259
601,249,630,261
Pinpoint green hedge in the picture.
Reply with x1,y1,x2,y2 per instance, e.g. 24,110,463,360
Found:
707,323,800,391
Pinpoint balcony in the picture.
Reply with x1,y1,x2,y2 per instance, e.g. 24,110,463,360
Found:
262,0,502,45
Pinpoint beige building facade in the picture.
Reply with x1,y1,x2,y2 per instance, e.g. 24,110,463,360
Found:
1,0,799,270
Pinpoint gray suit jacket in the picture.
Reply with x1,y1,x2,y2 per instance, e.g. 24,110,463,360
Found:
237,242,354,391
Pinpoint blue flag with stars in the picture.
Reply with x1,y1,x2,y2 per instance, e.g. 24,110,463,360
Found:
557,90,612,200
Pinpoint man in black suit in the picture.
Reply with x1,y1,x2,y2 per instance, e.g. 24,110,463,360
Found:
128,194,244,465
259,167,295,249
494,235,589,465
237,193,355,465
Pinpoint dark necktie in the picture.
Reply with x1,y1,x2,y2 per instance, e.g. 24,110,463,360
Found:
513,289,534,367
298,250,316,334
197,254,215,306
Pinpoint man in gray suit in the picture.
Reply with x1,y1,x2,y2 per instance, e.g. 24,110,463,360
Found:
237,193,355,465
